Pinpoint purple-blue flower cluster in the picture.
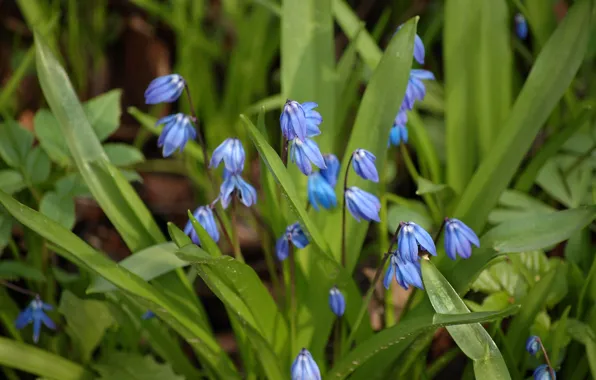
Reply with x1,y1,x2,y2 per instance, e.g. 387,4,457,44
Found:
275,222,310,261
15,297,55,343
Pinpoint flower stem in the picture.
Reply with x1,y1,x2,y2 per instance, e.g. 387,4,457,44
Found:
281,138,289,167
248,207,282,301
288,242,297,355
0,280,38,297
434,218,447,245
333,318,342,365
341,154,354,268
210,202,236,256
538,337,556,379
230,197,245,263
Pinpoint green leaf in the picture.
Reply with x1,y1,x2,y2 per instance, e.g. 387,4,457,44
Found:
387,201,433,232
0,260,46,282
94,352,184,380
87,243,188,294
0,120,34,168
84,89,122,141
422,260,511,380
0,336,93,380
58,290,115,363
34,109,72,166
327,305,519,379
0,212,13,251
104,143,145,167
416,177,448,195
167,222,192,248
453,0,593,231
0,170,26,195
40,191,76,230
24,147,51,185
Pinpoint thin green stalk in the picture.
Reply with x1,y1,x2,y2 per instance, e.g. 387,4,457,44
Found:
333,318,342,365
563,143,596,177
577,253,596,318
427,347,461,378
0,47,35,112
249,207,282,301
229,198,244,263
341,154,354,267
288,244,297,356
8,240,20,261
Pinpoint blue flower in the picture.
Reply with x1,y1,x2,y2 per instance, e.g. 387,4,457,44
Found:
220,170,257,209
302,102,323,137
184,206,220,245
515,13,528,40
397,25,425,65
402,69,435,111
444,218,480,260
291,348,321,380
352,149,379,182
319,154,340,187
383,251,424,290
526,335,541,355
345,187,381,222
398,221,437,262
210,138,245,174
389,124,408,147
308,172,337,211
328,286,346,317
15,298,55,343
533,364,556,380
144,74,185,104
291,138,326,176
394,110,408,126
276,222,309,261
142,310,156,320
156,113,197,157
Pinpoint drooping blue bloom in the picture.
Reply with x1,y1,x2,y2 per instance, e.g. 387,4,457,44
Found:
328,286,346,317
210,138,245,174
398,221,437,262
302,102,323,138
515,13,529,40
291,138,326,176
308,172,337,211
144,74,185,104
352,149,379,182
281,100,307,141
291,348,321,380
142,310,156,320
383,251,424,290
526,335,541,355
533,364,556,380
184,205,220,245
319,154,340,187
220,170,257,209
389,124,408,147
402,69,435,111
396,24,425,65
444,218,480,260
156,113,197,157
394,109,408,126
276,222,310,261
345,187,381,222
15,298,55,343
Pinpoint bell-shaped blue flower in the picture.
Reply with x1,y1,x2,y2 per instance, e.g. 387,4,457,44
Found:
402,69,435,111
184,206,220,245
389,124,408,147
302,102,323,137
515,13,529,40
319,154,340,187
291,138,326,176
15,298,55,343
142,310,156,320
533,364,556,380
352,149,379,182
328,286,346,317
210,138,245,173
220,170,257,209
345,187,381,222
394,110,408,126
156,113,197,157
308,172,337,211
383,251,424,290
144,74,185,104
276,222,310,261
398,221,437,262
291,348,321,380
444,218,480,260
280,100,307,141
526,335,541,355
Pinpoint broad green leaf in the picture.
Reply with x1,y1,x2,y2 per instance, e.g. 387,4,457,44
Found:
24,147,51,185
94,352,184,380
34,108,72,166
0,260,46,282
526,0,558,48
104,143,145,167
422,260,511,380
550,306,571,366
0,336,93,379
387,201,433,232
40,191,76,230
187,210,223,257
0,170,26,195
488,189,555,224
416,177,448,195
55,173,89,197
453,0,593,231
83,89,122,141
567,318,596,379
0,120,34,168
167,222,192,248
58,290,115,363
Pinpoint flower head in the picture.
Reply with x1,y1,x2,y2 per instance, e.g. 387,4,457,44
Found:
394,110,408,126
15,298,56,343
526,335,540,355
402,69,435,111
144,74,185,104
220,171,257,209
276,222,309,261
345,187,381,222
291,348,321,380
319,154,340,187
515,13,528,40
533,364,556,380
352,149,379,182
444,218,480,260
398,222,437,262
142,310,156,320
184,206,220,245
302,102,323,137
156,113,197,157
210,138,245,174
383,251,424,290
291,138,326,176
389,124,408,147
281,100,306,141
328,286,346,317
308,172,337,211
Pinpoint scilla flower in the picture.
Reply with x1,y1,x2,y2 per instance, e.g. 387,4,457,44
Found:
444,218,480,260
291,348,321,380
398,221,436,262
210,138,245,173
515,13,529,40
184,206,220,245
319,154,340,187
15,297,55,343
383,251,424,290
389,124,408,147
144,74,185,104
142,310,155,320
352,149,379,182
402,69,435,111
276,222,309,261
345,187,381,222
281,100,323,142
156,113,196,157
308,172,337,211
396,25,425,65
328,286,346,317
291,138,326,176
533,364,556,380
220,170,257,209
526,336,541,355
